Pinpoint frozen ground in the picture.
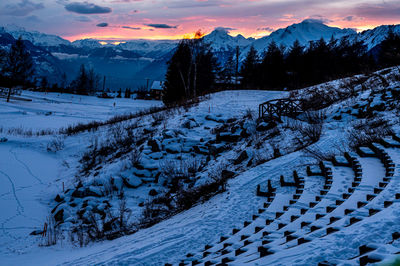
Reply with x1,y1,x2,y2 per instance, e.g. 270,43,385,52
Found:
0,91,161,130
2,71,400,265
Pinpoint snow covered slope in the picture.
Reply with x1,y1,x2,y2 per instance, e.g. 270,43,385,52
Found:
3,68,400,265
2,25,70,47
348,24,400,50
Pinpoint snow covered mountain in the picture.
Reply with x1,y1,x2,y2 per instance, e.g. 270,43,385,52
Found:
203,27,254,52
1,24,70,47
71,38,104,49
348,24,400,51
241,19,356,58
1,21,400,89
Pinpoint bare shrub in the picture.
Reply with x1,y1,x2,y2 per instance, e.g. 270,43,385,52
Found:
159,159,205,192
39,215,59,246
129,146,142,167
348,116,393,148
70,194,134,246
46,136,65,152
303,146,337,161
302,110,326,124
244,108,254,120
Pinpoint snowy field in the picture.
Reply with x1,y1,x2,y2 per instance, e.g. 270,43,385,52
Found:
0,91,161,130
0,90,286,265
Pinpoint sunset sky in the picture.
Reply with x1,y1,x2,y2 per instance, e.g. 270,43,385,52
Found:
1,0,400,41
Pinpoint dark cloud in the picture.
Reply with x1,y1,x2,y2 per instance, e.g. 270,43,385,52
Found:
122,26,141,30
145,23,177,29
65,2,112,14
305,15,333,24
1,0,44,16
343,15,354,21
257,27,274,32
214,26,236,32
96,22,108,27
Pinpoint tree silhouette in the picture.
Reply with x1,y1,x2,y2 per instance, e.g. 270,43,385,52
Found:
4,37,34,102
378,28,400,67
240,46,259,88
163,33,219,105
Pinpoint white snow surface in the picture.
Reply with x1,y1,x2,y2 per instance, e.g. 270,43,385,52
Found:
2,70,400,266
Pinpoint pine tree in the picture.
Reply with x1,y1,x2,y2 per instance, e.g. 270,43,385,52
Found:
163,36,219,105
40,76,48,91
240,46,259,88
220,53,236,85
72,64,88,95
5,37,34,102
378,28,400,67
286,40,305,88
260,41,286,89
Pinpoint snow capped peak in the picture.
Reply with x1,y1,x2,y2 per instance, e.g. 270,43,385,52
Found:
72,38,103,48
203,27,253,51
2,24,70,47
240,19,357,59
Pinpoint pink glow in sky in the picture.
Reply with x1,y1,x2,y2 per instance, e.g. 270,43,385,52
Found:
1,0,400,40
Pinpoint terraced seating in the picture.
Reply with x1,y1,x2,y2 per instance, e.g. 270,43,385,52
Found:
207,163,335,264
174,140,400,266
237,151,392,264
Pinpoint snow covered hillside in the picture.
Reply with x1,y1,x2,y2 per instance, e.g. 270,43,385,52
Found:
3,67,400,265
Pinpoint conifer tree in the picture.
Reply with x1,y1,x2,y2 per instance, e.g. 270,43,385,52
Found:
378,28,400,67
240,46,259,88
5,37,34,102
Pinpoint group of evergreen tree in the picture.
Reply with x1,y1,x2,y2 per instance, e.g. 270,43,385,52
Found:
240,37,373,90
239,30,400,90
163,31,219,105
69,64,100,95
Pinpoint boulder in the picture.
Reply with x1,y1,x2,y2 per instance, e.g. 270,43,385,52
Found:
234,151,249,165
221,170,235,179
123,175,142,188
54,209,64,223
182,119,199,129
148,139,161,152
149,189,158,196
54,194,63,203
193,145,209,155
256,121,277,131
217,132,241,142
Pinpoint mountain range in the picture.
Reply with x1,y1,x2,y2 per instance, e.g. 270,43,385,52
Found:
0,20,399,89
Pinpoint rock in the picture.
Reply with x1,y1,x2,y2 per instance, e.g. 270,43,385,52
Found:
217,132,241,142
182,119,198,129
30,230,44,236
256,121,277,131
54,209,64,223
143,127,155,134
54,194,63,203
123,175,142,188
71,187,102,198
221,170,235,179
234,151,248,165
193,145,209,155
205,114,225,123
149,189,158,196
148,139,161,152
